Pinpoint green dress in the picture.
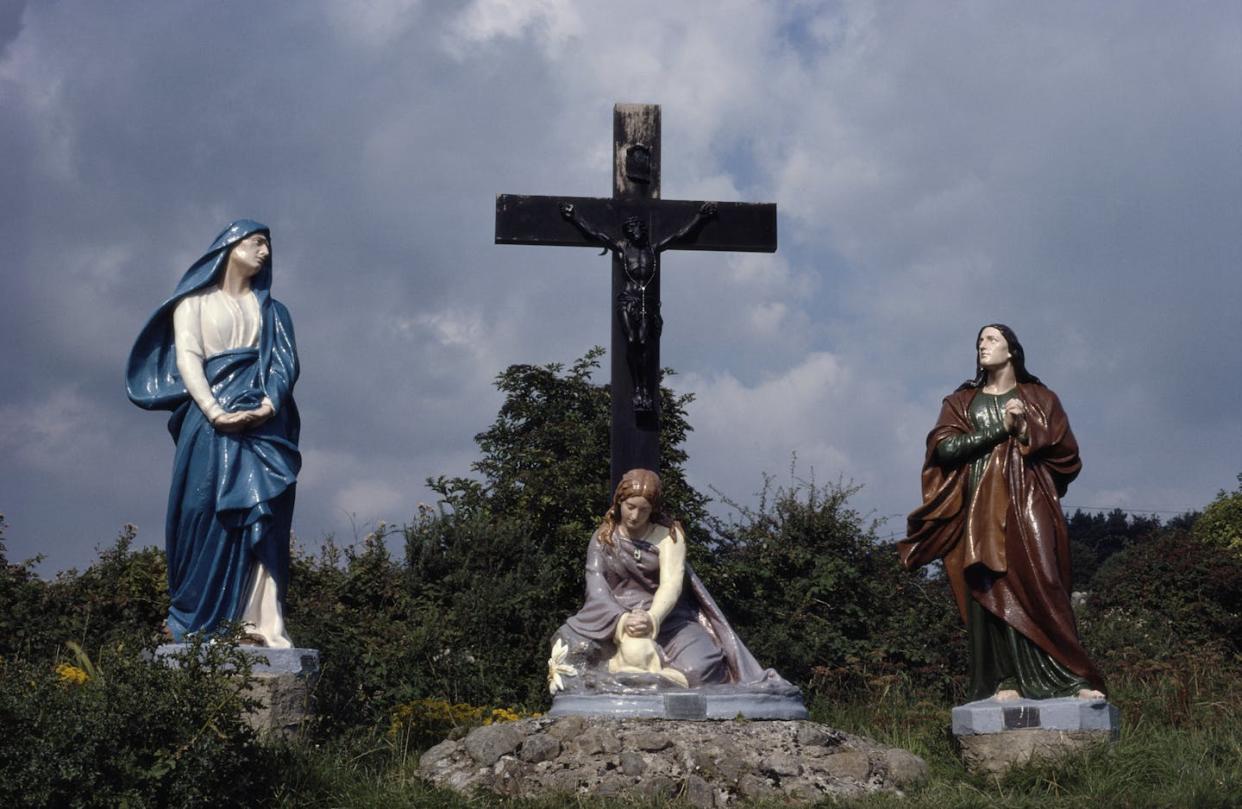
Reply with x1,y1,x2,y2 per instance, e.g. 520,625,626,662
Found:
936,390,1091,700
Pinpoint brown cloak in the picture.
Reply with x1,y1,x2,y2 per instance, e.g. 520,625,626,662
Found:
898,383,1104,690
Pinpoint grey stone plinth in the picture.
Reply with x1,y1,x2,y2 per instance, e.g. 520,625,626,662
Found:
154,644,320,737
549,690,808,720
951,697,1120,774
957,729,1113,774
419,717,926,805
951,697,1119,736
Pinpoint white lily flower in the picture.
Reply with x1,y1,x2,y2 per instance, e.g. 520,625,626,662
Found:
547,637,578,695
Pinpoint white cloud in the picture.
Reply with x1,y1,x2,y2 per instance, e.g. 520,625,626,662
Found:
3,1,1240,572
445,0,583,56
399,308,487,350
0,387,110,471
323,0,425,49
746,301,787,337
333,480,407,525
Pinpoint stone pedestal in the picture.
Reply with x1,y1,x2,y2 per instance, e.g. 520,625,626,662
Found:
154,645,320,738
419,716,927,806
550,689,808,720
951,697,1119,773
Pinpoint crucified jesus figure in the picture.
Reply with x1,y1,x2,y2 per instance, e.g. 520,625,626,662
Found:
559,200,717,412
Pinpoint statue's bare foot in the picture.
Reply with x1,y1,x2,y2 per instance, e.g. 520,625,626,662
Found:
994,689,1021,702
1076,688,1105,700
239,632,267,647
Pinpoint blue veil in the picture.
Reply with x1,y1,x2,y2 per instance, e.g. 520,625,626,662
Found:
128,219,276,413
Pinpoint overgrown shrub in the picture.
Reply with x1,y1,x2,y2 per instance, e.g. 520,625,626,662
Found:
284,527,422,736
702,473,965,700
0,635,286,808
288,507,590,733
1065,508,1167,590
427,348,708,610
1086,527,1242,668
0,517,166,664
1193,473,1242,555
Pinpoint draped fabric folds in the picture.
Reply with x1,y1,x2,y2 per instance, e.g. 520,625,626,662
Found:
126,220,301,641
565,529,787,688
899,384,1104,694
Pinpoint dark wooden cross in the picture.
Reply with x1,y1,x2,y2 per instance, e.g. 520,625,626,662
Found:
495,103,777,488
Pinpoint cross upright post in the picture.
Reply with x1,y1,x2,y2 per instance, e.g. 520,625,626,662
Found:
495,103,777,488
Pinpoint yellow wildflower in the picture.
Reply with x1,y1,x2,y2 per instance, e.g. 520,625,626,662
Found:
55,663,89,686
487,707,522,724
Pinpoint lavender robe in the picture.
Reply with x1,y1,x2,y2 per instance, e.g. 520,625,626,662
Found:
565,529,784,688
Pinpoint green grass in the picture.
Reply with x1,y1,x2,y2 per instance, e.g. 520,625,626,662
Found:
265,666,1242,809
808,664,1242,809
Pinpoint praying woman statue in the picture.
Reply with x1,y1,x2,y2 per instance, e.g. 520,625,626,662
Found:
127,220,300,648
899,324,1105,701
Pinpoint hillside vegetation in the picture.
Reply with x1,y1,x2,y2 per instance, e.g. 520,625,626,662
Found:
2,350,1238,807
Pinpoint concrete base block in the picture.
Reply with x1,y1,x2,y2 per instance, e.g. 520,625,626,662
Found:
244,668,318,738
154,644,320,737
951,697,1120,774
957,728,1113,774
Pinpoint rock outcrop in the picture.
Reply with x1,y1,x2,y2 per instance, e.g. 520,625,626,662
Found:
418,716,927,806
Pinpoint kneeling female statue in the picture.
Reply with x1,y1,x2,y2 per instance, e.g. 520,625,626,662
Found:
549,469,804,718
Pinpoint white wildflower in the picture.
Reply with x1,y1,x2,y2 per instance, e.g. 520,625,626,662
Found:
546,637,578,695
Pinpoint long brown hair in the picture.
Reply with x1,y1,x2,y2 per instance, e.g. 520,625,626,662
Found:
596,468,679,546
957,322,1044,391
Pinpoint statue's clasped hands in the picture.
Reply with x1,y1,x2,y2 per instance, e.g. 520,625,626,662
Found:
213,402,275,434
1003,399,1028,439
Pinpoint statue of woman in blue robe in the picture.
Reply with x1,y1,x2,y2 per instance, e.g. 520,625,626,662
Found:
127,220,301,647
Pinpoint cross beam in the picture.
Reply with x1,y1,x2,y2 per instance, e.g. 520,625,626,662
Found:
496,196,776,252
495,104,777,488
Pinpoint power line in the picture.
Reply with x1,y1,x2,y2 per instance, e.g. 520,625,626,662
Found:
869,503,1199,542
1066,505,1198,515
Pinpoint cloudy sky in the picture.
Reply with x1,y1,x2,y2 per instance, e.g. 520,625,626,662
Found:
2,1,1239,572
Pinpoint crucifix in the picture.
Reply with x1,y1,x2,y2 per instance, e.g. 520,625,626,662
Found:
495,103,777,487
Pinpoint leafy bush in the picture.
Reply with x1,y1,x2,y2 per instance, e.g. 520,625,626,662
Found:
1086,527,1242,668
1065,508,1166,589
0,514,58,660
55,525,169,647
430,347,708,558
1193,473,1242,555
702,473,966,699
284,527,422,736
0,635,287,808
0,517,167,664
387,698,531,751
